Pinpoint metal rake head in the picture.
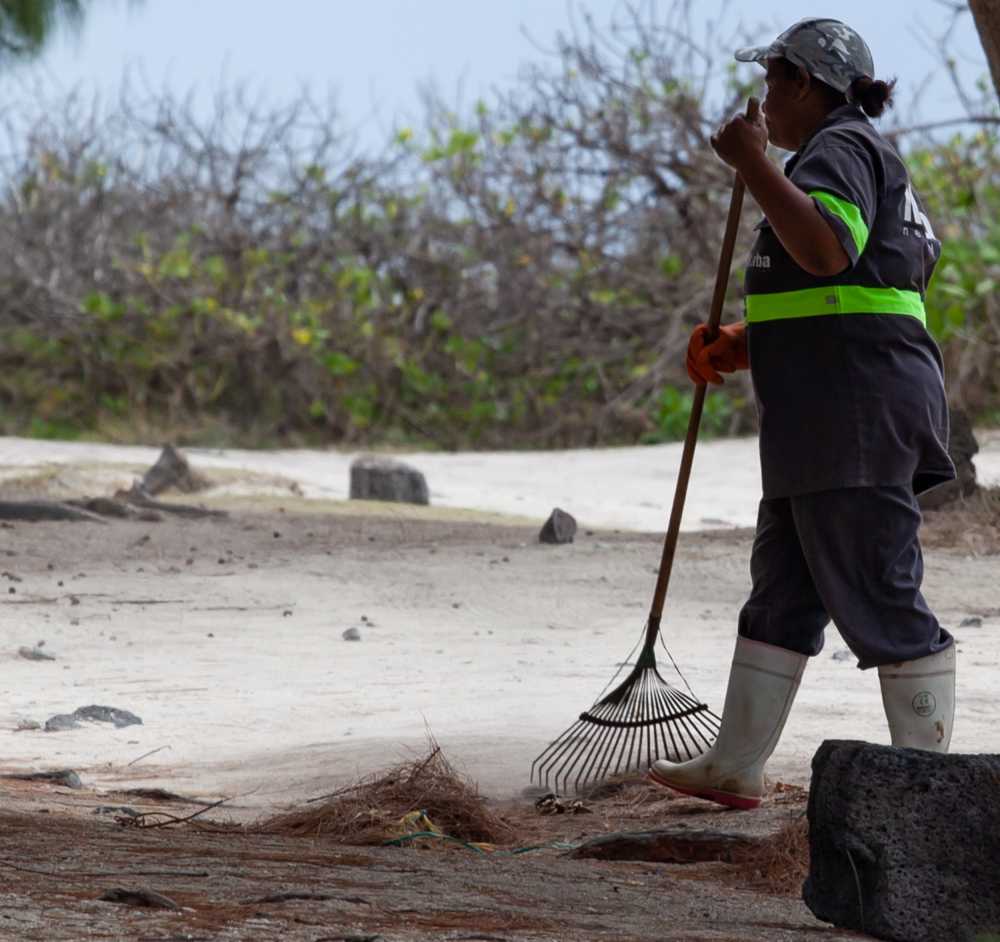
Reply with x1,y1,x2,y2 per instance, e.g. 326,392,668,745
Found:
531,661,720,796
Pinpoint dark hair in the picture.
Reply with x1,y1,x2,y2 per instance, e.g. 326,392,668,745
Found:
848,76,896,118
777,58,896,118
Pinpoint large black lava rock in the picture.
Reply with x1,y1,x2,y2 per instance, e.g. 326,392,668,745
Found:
349,455,429,505
804,739,1000,942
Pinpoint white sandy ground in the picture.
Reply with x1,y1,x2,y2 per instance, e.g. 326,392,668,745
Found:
1,431,999,814
5,431,997,532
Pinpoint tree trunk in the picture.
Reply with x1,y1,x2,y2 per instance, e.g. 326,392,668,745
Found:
970,0,1000,102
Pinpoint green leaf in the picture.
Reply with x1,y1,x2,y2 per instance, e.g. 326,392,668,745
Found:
324,352,360,377
659,255,683,278
158,246,193,280
445,129,479,157
81,292,124,321
430,310,452,332
343,393,375,427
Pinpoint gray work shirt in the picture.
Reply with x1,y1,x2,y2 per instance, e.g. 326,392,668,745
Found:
744,105,954,499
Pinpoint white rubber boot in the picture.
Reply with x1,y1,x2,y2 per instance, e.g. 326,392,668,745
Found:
649,637,807,810
878,645,955,752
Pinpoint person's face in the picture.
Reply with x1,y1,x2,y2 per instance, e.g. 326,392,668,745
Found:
762,58,811,150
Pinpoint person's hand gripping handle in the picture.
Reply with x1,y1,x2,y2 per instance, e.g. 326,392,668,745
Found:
685,98,762,386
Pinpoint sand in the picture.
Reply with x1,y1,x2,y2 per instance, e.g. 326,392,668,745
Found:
1,433,997,812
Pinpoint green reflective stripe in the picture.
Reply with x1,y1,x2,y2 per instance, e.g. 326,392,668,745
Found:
809,190,869,255
746,286,926,326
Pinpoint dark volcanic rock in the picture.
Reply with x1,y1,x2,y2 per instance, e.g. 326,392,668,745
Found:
539,508,577,544
140,444,209,496
45,705,143,732
74,705,143,727
804,739,1000,942
18,645,56,662
349,455,429,505
3,769,82,789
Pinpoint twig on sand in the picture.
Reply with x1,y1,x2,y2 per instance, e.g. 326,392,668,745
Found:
305,780,373,804
125,796,233,830
126,745,171,767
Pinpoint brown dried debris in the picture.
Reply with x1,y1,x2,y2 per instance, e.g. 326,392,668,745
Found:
258,743,513,847
727,816,810,897
921,486,1000,556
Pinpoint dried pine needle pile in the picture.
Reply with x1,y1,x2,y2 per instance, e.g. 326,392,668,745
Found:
730,816,810,896
259,744,512,846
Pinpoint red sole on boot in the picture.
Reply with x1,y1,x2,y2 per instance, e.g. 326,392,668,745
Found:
647,769,761,811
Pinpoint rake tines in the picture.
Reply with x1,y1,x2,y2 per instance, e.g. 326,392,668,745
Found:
531,623,720,795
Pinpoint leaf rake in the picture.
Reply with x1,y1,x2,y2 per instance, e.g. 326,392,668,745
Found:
531,100,759,795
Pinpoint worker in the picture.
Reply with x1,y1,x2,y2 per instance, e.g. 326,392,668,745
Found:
649,18,956,810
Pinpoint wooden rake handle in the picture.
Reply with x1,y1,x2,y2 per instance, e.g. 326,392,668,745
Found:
646,98,759,631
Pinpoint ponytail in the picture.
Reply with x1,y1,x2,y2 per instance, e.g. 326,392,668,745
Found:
849,76,896,118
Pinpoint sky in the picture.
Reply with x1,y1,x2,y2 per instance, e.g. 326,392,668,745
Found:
5,0,993,151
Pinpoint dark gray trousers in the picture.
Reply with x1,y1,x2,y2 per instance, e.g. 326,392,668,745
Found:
737,486,953,669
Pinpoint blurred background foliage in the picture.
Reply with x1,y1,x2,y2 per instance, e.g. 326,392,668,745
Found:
910,129,1000,422
0,2,997,448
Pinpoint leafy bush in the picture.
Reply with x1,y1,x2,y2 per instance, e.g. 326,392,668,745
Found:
911,129,1000,419
0,7,994,448
0,13,757,449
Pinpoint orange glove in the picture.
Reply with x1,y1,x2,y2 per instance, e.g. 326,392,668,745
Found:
686,322,749,385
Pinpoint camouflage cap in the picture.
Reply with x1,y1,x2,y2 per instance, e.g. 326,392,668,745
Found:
734,18,874,96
